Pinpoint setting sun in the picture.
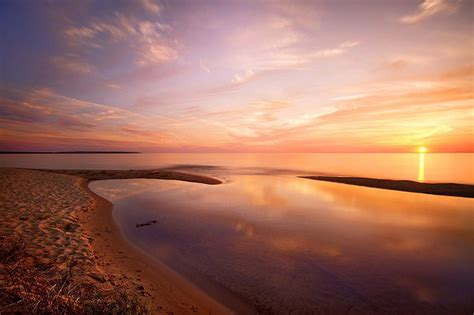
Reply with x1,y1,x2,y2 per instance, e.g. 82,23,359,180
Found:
418,146,428,153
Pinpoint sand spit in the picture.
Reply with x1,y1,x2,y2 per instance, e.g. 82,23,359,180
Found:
300,176,474,198
38,168,223,185
0,168,233,314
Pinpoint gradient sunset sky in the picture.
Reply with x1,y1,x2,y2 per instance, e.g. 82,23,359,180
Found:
1,0,472,152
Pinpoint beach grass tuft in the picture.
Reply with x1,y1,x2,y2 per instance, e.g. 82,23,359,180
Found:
0,236,149,314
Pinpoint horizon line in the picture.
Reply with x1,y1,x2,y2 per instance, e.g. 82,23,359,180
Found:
1,151,473,154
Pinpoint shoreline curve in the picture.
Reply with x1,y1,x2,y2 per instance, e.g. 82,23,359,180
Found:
0,168,248,314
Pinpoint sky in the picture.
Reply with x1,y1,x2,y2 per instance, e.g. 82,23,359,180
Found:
0,0,472,153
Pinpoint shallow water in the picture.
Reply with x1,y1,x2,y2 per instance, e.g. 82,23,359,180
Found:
1,153,473,183
90,174,474,314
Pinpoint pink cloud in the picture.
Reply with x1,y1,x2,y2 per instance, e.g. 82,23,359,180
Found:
400,0,459,24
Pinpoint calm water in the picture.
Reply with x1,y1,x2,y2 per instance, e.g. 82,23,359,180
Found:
1,153,473,183
90,173,474,314
3,153,473,312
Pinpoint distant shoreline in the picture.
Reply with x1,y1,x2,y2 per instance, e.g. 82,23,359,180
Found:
300,176,474,198
0,151,141,154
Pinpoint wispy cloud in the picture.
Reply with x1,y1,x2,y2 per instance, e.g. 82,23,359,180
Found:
51,55,96,74
261,40,359,69
0,88,126,127
377,55,433,73
121,126,169,140
134,21,177,65
199,60,210,73
0,87,205,151
104,82,121,89
63,14,136,47
63,13,177,67
400,0,459,24
226,40,359,88
310,41,360,59
227,8,357,73
139,0,161,13
232,69,254,84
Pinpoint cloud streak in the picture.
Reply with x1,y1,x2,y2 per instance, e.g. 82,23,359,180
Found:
52,55,96,74
61,11,177,69
400,0,458,24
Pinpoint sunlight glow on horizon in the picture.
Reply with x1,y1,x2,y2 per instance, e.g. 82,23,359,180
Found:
418,146,428,154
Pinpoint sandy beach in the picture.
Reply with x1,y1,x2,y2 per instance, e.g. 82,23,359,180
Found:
0,168,236,314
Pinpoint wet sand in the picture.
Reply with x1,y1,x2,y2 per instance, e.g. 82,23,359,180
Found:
0,168,240,314
300,176,474,198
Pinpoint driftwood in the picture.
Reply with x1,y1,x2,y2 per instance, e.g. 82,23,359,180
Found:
135,218,159,228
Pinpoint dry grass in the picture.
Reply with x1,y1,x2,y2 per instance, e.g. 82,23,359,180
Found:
0,236,149,314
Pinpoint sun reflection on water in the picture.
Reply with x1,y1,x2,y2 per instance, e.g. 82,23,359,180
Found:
418,152,425,182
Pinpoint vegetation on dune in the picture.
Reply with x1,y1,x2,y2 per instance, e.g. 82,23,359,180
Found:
0,236,148,314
